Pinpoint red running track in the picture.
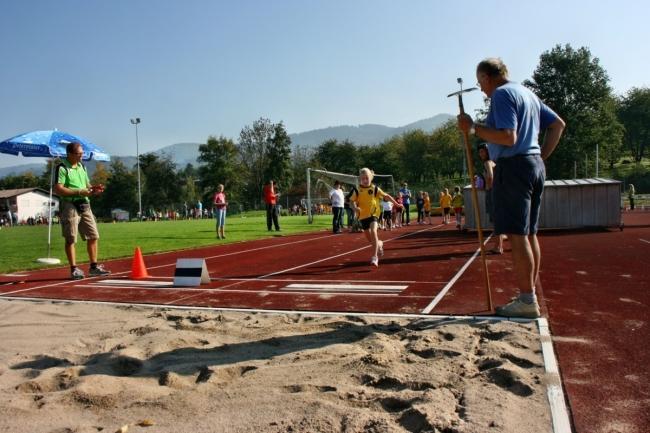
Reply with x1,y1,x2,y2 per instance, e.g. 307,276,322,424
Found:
0,223,505,315
1,213,649,433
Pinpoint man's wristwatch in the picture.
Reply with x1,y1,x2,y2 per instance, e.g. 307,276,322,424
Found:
469,124,476,136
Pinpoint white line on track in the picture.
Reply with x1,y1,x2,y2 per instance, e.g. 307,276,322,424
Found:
282,283,407,292
262,225,442,279
74,285,404,297
0,231,337,298
640,238,650,244
420,234,493,314
537,318,573,433
0,295,535,321
165,225,442,305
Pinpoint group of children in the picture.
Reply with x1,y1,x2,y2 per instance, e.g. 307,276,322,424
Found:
348,168,467,267
374,187,465,232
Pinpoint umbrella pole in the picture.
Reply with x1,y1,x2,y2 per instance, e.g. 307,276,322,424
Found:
37,159,61,265
47,159,54,257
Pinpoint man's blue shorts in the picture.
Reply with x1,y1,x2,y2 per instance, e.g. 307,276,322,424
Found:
493,154,545,236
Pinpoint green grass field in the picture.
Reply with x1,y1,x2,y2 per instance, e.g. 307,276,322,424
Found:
0,213,332,274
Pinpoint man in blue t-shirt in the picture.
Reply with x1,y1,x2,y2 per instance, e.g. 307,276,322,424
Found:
458,58,565,318
399,182,412,225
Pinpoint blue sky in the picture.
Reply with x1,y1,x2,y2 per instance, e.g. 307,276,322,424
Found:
1,0,648,167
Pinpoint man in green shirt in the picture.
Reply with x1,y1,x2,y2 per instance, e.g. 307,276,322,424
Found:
54,142,111,279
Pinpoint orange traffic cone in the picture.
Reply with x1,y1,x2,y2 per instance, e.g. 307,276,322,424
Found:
131,247,150,279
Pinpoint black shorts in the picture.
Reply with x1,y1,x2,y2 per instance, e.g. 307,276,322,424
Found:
359,216,378,230
443,207,451,215
382,210,392,220
493,154,545,235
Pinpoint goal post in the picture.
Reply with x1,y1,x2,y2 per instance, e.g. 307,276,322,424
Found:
306,168,395,224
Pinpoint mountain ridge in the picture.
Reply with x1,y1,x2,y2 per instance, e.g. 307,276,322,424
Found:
0,114,454,178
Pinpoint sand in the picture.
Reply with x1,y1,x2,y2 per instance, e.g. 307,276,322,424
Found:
0,300,553,433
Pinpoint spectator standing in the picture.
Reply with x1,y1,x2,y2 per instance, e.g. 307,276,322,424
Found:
54,142,111,280
213,184,227,239
440,188,452,224
393,192,403,228
628,184,635,210
423,192,432,224
382,198,394,231
263,180,281,231
399,182,412,225
416,191,425,224
330,181,345,234
457,57,565,318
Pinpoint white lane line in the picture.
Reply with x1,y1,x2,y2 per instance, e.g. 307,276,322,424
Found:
0,231,337,298
261,225,442,279
166,225,442,305
0,274,109,296
537,318,573,433
79,284,189,291
95,279,173,287
421,234,493,314
108,276,431,284
0,296,537,322
220,277,429,284
640,238,650,244
283,283,407,292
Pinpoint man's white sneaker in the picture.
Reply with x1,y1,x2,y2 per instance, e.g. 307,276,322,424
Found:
71,267,85,280
495,298,540,318
370,256,379,267
89,264,111,277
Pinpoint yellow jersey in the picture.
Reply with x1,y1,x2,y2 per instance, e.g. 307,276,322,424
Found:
440,193,452,209
424,196,431,211
350,184,386,220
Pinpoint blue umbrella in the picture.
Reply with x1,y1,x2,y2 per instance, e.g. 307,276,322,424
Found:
0,130,111,265
0,129,110,161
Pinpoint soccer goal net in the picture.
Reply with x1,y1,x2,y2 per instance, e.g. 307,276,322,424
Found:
305,168,395,223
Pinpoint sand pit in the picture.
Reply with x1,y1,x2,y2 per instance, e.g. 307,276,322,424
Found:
0,300,552,433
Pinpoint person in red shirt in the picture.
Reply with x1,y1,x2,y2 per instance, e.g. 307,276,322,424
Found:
263,180,281,231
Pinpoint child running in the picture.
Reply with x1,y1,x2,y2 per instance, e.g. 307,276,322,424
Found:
349,168,403,267
451,186,464,229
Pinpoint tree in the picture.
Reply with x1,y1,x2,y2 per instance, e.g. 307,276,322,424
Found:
88,162,111,216
0,171,43,190
99,160,138,217
524,44,623,178
197,135,241,205
288,145,317,195
429,120,465,179
138,153,182,212
264,122,293,193
238,118,274,207
618,87,650,162
314,139,359,175
401,130,430,182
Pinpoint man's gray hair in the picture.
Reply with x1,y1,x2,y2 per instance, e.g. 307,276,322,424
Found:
477,58,509,79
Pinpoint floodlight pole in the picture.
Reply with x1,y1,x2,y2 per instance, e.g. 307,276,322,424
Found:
306,168,312,224
131,117,142,221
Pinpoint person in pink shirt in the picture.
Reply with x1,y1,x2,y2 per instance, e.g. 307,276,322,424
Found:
213,184,227,239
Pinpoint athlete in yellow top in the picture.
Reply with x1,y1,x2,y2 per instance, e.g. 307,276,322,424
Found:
349,168,403,267
440,188,453,224
423,192,432,225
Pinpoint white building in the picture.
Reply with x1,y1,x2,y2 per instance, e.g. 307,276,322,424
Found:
0,188,59,223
